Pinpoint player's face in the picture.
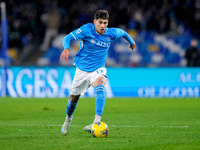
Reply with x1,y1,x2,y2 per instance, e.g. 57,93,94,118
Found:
94,19,108,34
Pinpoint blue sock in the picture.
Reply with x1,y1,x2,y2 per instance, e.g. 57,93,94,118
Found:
95,85,106,116
66,99,77,117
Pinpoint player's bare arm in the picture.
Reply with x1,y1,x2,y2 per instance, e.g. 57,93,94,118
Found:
60,49,70,62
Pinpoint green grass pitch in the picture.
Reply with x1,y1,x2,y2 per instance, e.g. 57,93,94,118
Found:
0,97,200,150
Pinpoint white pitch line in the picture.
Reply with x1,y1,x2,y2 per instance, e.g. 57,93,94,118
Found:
0,124,189,128
110,125,189,128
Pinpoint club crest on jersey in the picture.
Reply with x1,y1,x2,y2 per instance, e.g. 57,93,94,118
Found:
107,37,111,41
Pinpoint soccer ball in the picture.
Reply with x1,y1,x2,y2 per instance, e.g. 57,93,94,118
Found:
91,122,109,138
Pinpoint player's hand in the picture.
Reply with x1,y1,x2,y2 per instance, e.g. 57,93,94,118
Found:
129,43,136,51
60,49,70,62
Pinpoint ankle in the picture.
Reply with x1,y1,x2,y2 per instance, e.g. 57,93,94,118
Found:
93,114,101,123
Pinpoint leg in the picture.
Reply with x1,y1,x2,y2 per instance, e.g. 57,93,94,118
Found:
66,95,80,117
83,76,107,132
61,94,80,136
93,76,107,122
64,67,91,134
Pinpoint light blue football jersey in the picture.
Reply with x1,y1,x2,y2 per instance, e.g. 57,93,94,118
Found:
63,23,135,72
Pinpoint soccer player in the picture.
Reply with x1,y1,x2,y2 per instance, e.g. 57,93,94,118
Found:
60,10,135,135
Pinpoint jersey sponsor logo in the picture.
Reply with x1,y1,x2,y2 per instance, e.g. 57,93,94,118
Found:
90,38,110,47
96,41,110,47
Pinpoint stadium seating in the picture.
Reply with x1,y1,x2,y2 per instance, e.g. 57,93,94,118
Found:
1,0,199,67
36,29,199,67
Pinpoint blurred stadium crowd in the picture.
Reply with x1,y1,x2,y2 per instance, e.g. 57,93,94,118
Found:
0,0,200,67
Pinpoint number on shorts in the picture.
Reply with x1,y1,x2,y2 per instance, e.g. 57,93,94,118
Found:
96,69,103,74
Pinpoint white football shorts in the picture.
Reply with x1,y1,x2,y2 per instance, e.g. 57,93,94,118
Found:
70,67,108,95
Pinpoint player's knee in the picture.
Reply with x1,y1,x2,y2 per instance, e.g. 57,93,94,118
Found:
70,95,80,103
94,76,107,87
